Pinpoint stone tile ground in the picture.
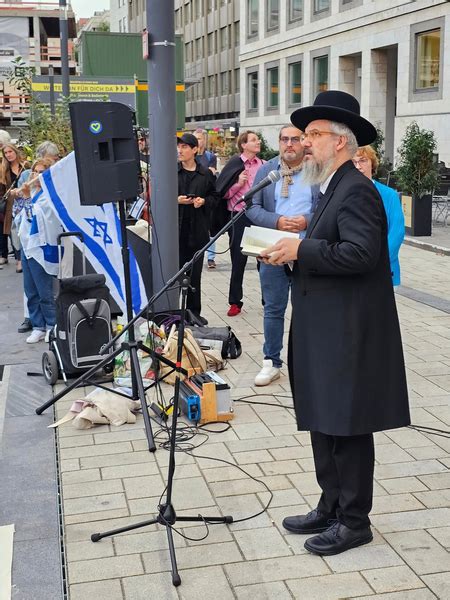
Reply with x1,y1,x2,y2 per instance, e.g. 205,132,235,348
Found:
52,243,450,599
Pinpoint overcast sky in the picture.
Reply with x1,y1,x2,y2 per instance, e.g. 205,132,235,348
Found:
70,0,109,20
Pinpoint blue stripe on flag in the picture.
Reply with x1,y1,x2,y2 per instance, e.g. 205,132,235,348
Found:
112,205,142,314
43,244,59,263
42,170,124,302
30,215,39,235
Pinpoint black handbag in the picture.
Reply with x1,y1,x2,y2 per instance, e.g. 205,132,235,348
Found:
190,325,242,359
0,196,6,215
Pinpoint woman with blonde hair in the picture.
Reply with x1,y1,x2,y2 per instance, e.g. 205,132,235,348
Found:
0,143,28,270
353,145,405,286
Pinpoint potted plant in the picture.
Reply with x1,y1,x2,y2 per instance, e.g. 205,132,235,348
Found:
394,121,439,236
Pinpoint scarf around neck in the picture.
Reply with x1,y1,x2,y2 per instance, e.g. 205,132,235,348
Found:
280,159,303,197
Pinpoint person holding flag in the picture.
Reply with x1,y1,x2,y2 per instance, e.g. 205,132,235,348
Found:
16,158,60,343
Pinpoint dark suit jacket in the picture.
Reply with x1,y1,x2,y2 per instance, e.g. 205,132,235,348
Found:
288,160,410,436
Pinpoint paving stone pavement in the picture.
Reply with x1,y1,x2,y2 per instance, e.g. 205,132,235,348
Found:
7,239,450,599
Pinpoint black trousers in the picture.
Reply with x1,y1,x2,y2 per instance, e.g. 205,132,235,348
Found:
311,431,374,530
0,219,8,259
179,245,204,315
227,212,251,307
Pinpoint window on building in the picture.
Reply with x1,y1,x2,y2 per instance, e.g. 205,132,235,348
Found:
314,0,330,13
123,17,127,31
313,55,329,94
267,0,279,31
267,67,279,108
175,9,181,29
220,26,228,51
221,72,229,94
289,0,303,22
234,22,240,46
208,0,215,13
415,29,441,90
289,61,302,105
184,42,190,63
234,69,240,92
194,0,201,19
207,32,215,53
248,0,259,38
184,3,191,24
195,38,203,60
248,71,258,110
208,75,216,97
119,19,122,33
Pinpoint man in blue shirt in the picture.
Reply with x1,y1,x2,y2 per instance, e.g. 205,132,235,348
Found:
247,125,318,386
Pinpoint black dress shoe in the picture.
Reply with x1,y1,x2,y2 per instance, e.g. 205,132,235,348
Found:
18,318,32,333
282,509,337,534
304,521,373,556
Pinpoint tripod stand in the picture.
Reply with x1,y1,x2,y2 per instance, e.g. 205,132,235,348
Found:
91,277,233,586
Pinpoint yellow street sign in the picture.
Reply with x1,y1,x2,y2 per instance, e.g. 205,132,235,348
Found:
31,82,135,93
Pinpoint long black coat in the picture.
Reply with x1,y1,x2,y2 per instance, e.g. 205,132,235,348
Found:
288,160,410,436
177,162,217,249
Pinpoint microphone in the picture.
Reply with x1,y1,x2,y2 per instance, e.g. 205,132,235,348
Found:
241,170,281,204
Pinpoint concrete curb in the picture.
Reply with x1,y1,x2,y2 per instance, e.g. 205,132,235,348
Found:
404,236,450,256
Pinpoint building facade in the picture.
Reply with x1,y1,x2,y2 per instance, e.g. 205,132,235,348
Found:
239,0,450,165
0,1,76,124
128,0,239,130
109,0,128,33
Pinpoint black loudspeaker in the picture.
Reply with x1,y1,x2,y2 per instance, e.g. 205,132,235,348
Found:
69,101,141,205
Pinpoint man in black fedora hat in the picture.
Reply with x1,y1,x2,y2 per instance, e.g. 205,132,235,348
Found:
260,90,410,556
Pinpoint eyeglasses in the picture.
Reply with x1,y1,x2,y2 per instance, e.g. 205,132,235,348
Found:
352,157,369,166
280,136,301,145
300,130,337,142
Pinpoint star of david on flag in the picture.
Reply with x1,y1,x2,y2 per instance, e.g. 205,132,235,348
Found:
38,152,147,315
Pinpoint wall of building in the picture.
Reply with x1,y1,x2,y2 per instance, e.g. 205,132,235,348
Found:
110,0,128,32
239,0,450,165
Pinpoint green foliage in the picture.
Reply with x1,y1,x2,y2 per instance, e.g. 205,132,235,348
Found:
371,124,393,183
6,56,73,156
395,121,438,197
257,131,278,161
96,21,110,32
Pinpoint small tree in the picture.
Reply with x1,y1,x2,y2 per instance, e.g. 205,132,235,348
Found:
257,131,278,161
394,121,438,197
6,56,73,156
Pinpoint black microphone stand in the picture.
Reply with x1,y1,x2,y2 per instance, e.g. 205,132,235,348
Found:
88,188,269,587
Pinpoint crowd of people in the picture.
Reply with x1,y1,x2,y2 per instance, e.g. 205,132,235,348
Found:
0,131,61,342
176,118,405,388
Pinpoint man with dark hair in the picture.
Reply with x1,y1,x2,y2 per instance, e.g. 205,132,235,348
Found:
261,91,410,556
247,125,317,386
177,133,217,325
215,130,263,316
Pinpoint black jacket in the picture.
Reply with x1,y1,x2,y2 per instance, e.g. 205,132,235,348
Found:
289,160,410,436
177,161,218,249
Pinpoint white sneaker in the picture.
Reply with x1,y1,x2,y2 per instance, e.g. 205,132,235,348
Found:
254,359,281,386
26,330,46,344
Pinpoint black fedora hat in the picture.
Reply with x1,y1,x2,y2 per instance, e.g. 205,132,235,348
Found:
291,90,377,146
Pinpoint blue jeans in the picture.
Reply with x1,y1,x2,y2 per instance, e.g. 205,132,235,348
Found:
259,262,291,368
207,238,216,261
22,251,56,331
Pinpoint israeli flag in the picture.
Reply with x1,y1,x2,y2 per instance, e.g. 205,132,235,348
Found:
39,152,147,315
17,189,62,276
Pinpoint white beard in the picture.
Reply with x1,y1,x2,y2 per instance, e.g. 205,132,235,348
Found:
302,155,336,186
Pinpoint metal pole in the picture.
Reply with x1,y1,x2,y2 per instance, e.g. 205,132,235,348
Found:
49,65,55,116
59,0,70,98
146,0,179,311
